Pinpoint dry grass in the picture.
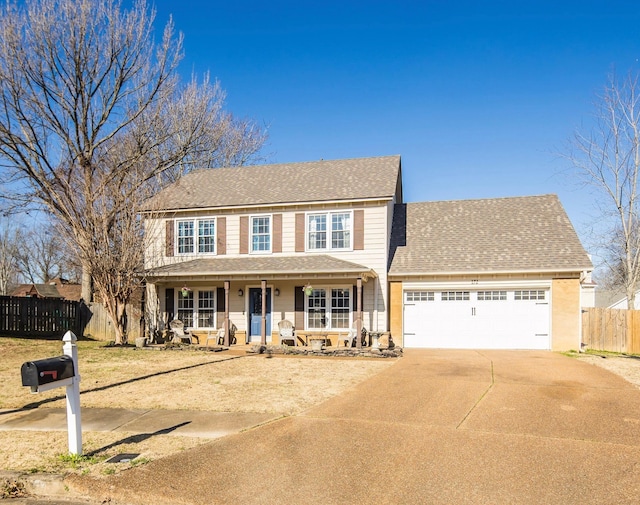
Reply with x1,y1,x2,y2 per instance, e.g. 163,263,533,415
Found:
0,337,394,476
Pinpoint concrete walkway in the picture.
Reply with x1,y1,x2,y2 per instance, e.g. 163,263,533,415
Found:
55,350,640,505
0,407,276,440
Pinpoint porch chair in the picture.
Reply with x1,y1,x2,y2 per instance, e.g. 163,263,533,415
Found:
206,323,237,346
169,319,197,344
278,319,296,346
340,322,368,348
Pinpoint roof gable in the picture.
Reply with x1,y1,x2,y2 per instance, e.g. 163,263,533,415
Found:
147,155,401,211
12,283,63,298
389,194,593,275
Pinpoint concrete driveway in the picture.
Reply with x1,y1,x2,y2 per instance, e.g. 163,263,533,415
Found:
67,350,640,505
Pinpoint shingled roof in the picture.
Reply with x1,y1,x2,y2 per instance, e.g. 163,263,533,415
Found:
147,255,376,280
146,155,402,211
388,194,592,275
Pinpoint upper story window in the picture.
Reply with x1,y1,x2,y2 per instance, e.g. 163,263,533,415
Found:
198,220,216,253
251,215,271,253
176,218,216,255
307,211,352,251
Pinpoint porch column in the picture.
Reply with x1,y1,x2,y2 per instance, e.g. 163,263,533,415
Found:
224,280,230,347
261,279,267,345
144,282,159,338
356,277,363,349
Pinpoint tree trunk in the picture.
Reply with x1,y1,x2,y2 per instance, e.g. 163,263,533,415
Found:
81,263,92,303
628,284,636,310
114,298,128,345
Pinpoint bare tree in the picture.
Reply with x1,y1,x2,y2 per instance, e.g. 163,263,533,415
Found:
566,71,640,308
0,0,267,343
0,219,19,295
13,224,76,283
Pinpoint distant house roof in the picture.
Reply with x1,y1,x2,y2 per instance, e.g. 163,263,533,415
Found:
10,278,82,301
12,283,63,299
388,194,593,276
52,278,82,301
145,155,402,212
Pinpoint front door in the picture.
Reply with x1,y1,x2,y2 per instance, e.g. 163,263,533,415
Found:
249,287,272,342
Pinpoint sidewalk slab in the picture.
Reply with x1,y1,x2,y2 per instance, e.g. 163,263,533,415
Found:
116,409,277,438
0,408,148,432
0,407,277,440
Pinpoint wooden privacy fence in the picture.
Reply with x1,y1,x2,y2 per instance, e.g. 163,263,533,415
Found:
582,307,640,354
83,301,142,342
0,296,142,342
0,296,81,338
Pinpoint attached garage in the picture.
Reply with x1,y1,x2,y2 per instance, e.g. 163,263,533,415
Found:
402,287,550,349
388,195,594,351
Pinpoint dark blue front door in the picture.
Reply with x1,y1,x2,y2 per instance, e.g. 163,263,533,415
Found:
249,287,271,342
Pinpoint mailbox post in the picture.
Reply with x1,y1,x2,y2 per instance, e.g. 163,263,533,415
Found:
63,331,82,455
21,331,82,455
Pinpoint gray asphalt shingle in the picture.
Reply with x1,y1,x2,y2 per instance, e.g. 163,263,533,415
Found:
147,255,375,279
146,155,401,211
389,194,592,275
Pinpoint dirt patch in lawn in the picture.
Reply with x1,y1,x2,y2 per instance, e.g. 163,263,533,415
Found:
577,353,640,389
0,338,395,477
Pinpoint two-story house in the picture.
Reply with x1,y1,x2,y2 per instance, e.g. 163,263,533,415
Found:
143,156,401,346
142,155,593,351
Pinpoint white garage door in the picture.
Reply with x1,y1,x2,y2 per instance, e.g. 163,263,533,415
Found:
403,289,550,349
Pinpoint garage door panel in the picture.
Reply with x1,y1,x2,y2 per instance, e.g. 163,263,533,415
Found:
404,289,550,350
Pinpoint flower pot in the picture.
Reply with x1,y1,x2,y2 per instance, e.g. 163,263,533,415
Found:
304,287,313,296
135,337,147,348
310,338,324,351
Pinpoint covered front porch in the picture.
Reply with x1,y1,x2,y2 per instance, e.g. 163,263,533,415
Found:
144,255,383,348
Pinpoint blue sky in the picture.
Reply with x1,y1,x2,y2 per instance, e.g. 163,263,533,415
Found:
152,0,640,248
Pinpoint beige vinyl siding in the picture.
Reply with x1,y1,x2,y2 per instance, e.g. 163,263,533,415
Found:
143,202,392,333
225,215,241,256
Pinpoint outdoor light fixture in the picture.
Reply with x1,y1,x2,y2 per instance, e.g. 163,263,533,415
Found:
274,288,280,296
238,289,244,297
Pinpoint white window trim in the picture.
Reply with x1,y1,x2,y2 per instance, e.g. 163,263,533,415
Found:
305,210,354,252
249,214,272,254
304,285,353,331
175,217,217,256
176,289,217,329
